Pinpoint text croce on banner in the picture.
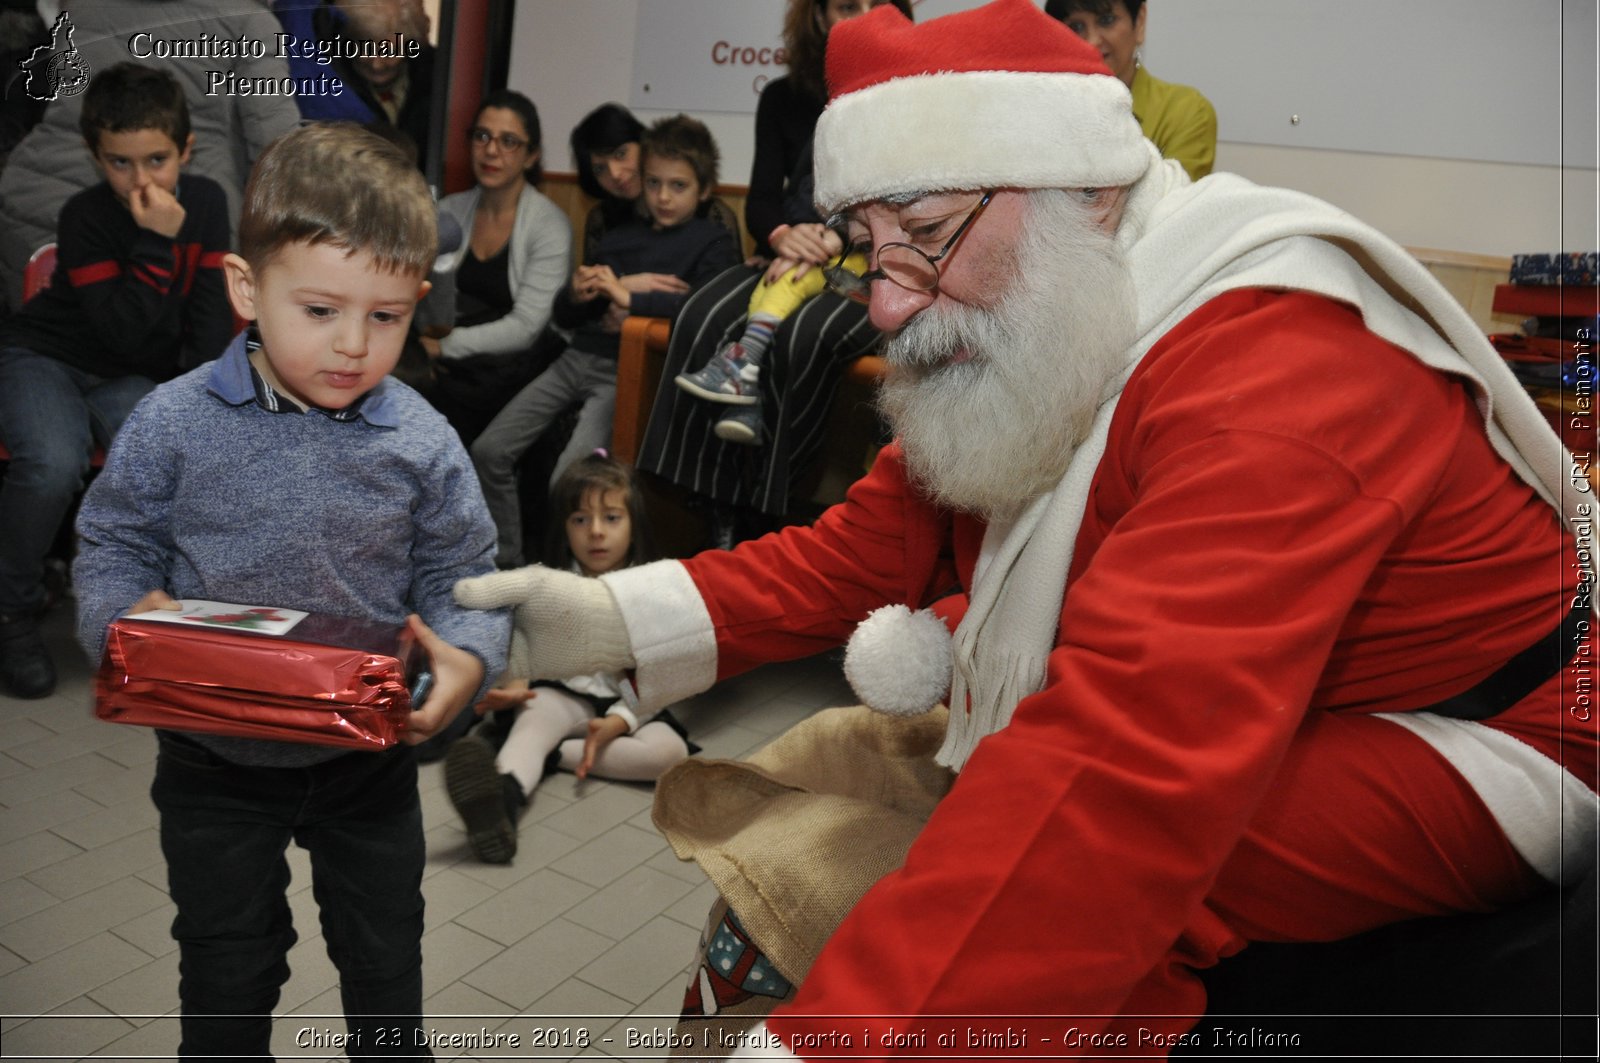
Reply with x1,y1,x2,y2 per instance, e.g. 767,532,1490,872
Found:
630,0,789,115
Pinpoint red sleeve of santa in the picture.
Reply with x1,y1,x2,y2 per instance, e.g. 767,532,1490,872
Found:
683,444,965,683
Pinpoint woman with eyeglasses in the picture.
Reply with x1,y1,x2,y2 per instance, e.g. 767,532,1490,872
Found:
636,0,912,548
418,90,572,445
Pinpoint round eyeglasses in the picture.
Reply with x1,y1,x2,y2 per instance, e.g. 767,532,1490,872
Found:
470,128,528,153
824,191,994,305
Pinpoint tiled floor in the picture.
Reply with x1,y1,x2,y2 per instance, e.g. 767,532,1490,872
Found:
0,597,856,1061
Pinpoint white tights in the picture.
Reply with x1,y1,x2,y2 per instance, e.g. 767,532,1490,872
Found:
495,687,690,793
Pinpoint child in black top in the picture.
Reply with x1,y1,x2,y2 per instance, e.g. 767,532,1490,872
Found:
0,62,231,701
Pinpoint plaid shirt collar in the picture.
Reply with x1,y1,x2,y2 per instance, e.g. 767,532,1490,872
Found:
207,327,403,427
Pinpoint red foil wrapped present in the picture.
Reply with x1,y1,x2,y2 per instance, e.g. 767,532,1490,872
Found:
95,602,422,750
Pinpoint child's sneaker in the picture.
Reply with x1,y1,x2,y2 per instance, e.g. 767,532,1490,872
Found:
445,734,524,864
714,404,764,446
675,343,759,405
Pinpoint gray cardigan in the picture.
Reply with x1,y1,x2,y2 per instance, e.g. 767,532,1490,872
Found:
424,183,573,360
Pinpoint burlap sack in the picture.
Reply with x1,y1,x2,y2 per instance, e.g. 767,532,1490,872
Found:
652,705,953,998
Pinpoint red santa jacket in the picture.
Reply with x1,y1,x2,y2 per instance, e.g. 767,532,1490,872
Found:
605,288,1588,1045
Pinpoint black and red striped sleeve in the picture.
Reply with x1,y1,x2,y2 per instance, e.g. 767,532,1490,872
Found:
54,176,234,370
175,177,235,369
56,187,193,360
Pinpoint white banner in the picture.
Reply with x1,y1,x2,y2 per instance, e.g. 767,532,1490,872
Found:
629,0,791,115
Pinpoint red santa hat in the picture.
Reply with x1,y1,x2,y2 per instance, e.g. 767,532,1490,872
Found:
812,0,1152,215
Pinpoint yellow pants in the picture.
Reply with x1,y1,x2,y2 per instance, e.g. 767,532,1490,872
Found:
746,252,868,320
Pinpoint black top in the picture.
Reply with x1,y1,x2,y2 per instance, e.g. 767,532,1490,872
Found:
0,174,233,379
553,216,741,359
781,142,822,227
586,196,743,264
454,243,514,328
746,74,826,255
583,196,650,265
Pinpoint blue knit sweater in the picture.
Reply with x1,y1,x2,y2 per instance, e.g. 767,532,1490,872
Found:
75,333,510,767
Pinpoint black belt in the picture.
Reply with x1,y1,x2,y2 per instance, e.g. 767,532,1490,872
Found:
1429,600,1589,720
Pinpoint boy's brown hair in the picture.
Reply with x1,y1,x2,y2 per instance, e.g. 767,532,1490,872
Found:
79,62,190,154
640,114,719,194
237,123,435,275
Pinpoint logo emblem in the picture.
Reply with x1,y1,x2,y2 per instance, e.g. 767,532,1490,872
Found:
17,12,92,102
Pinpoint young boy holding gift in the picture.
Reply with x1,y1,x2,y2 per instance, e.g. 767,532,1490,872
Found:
74,123,508,1059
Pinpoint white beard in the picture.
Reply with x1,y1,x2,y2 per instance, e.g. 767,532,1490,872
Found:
877,189,1138,520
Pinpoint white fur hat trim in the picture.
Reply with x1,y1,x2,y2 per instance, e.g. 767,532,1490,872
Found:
813,70,1149,215
844,604,953,717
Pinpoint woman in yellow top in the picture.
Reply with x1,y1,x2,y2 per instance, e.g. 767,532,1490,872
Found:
1046,0,1217,180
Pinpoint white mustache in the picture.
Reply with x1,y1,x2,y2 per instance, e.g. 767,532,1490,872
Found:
884,303,1000,372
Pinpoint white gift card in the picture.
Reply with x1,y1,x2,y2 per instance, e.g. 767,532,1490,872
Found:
124,600,309,637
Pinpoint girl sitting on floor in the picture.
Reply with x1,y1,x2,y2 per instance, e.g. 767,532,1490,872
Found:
444,452,696,864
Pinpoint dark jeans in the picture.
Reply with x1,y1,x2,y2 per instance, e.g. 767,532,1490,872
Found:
152,732,433,1061
0,347,153,614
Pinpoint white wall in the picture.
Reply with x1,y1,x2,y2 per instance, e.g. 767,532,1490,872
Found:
507,0,1598,256
1146,0,1597,257
1213,143,1594,258
506,0,766,192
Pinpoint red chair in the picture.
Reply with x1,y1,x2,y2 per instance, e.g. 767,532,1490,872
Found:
23,241,56,301
1,242,106,467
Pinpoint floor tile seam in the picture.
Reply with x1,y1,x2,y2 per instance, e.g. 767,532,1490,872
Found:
0,889,172,963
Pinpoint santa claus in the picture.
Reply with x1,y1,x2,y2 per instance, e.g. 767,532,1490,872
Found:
455,0,1594,1056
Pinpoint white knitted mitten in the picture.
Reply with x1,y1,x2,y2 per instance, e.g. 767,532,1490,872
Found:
453,565,634,680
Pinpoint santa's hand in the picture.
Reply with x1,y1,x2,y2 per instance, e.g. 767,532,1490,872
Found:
453,565,634,680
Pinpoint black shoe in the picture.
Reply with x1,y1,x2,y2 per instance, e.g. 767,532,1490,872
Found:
504,772,529,817
0,613,56,699
445,735,520,864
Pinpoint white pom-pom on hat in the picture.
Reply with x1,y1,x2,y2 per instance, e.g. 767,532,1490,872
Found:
844,604,953,717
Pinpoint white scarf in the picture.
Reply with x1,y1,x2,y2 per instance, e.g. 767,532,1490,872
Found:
939,156,1588,771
